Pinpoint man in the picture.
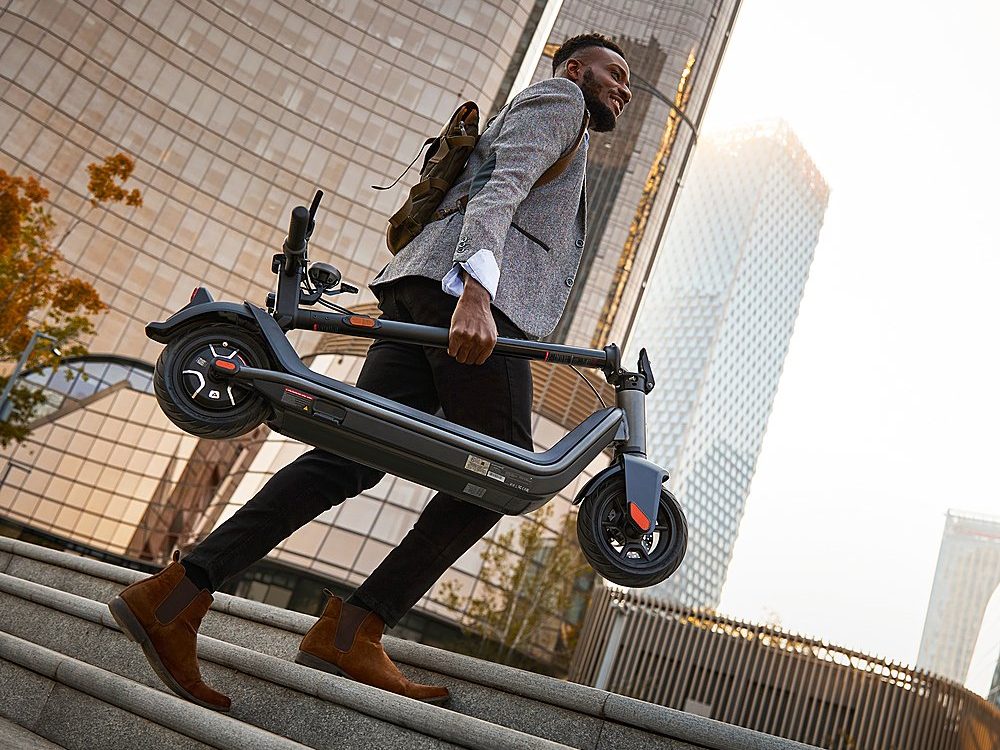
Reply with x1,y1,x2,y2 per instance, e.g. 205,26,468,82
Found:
108,33,632,711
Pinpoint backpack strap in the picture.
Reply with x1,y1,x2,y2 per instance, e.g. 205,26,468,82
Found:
431,108,590,224
533,109,590,189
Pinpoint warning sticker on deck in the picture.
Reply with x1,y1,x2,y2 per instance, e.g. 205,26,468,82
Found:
281,387,314,413
463,483,487,498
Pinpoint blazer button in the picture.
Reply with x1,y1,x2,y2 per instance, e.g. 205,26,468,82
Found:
565,277,574,287
575,239,585,248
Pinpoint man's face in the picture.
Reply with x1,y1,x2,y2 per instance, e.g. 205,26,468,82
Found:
571,47,632,132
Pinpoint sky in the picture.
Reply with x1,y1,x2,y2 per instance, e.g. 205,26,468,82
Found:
700,0,1000,668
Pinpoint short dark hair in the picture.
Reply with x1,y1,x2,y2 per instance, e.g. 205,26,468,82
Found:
551,33,625,74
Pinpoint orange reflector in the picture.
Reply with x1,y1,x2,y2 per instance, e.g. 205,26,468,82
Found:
347,315,376,328
629,502,651,532
214,359,237,371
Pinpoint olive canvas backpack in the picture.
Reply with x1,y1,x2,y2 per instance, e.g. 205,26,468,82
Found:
379,100,588,255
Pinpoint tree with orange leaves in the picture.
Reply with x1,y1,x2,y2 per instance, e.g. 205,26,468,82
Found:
0,153,143,446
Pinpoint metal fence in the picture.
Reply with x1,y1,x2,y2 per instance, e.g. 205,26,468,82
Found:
569,585,1000,750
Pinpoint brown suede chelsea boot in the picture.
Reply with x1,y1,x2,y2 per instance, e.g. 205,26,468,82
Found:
108,551,231,712
295,591,449,705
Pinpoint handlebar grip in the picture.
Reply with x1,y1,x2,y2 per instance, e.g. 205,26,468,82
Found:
283,206,310,258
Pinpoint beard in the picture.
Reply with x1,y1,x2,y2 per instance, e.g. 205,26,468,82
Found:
580,69,617,132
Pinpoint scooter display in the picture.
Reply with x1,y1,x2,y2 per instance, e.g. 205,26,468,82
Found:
147,192,687,587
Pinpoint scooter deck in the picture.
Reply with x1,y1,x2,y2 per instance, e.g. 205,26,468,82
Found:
233,362,621,515
149,299,625,514
213,304,622,515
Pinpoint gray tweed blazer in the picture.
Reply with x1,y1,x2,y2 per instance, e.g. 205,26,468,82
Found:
370,77,589,339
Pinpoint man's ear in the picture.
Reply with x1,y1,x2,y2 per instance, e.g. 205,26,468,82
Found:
565,58,583,82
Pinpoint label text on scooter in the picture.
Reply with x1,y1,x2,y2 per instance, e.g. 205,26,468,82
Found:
503,467,534,492
463,483,487,498
466,454,535,492
465,455,490,476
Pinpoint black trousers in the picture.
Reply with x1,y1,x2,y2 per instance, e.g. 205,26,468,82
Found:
184,276,534,627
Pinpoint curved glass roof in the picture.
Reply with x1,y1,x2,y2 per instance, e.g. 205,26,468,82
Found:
20,356,155,421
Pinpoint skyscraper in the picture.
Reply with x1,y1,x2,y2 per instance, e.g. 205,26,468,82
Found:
992,660,1000,708
631,121,830,608
918,510,1000,685
1,0,740,660
966,582,1000,707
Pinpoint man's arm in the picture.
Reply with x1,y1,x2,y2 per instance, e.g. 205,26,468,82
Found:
452,78,586,290
445,78,586,363
448,271,496,365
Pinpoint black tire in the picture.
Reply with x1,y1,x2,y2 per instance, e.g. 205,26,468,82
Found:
153,323,270,439
577,478,687,588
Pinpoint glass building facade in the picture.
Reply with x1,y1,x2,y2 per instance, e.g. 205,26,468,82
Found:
1,0,739,665
534,0,742,350
918,510,1000,686
630,122,829,608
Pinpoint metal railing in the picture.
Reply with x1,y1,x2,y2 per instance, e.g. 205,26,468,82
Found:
570,585,1000,750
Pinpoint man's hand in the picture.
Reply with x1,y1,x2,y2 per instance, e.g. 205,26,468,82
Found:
448,273,497,365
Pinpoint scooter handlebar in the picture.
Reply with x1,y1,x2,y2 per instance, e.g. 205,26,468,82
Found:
283,206,310,259
294,308,613,371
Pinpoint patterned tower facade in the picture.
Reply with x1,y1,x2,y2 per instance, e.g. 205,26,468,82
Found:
535,0,742,350
918,510,1000,685
1,0,739,659
633,122,829,608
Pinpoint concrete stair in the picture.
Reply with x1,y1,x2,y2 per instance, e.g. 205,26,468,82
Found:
0,538,816,750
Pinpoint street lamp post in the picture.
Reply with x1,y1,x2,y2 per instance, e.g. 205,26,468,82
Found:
0,331,61,422
628,72,699,142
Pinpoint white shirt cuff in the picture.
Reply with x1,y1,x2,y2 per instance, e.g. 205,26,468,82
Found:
441,249,499,300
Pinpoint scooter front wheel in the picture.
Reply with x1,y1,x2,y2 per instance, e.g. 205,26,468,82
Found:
153,323,270,439
576,478,687,588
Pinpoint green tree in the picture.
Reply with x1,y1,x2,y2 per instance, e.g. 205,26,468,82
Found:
437,504,593,672
0,153,143,446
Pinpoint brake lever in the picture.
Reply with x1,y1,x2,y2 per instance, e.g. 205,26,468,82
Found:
638,348,655,394
306,190,323,239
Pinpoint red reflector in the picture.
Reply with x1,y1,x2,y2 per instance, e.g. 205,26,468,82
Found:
629,502,651,532
214,359,237,371
191,288,199,301
347,315,376,328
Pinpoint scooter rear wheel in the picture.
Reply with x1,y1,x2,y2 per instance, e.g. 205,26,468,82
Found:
577,479,687,588
154,323,270,439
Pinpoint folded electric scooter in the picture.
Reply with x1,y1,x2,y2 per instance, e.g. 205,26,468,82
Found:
147,192,686,587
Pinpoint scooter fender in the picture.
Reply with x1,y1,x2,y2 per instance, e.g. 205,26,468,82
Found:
622,454,668,534
573,463,623,506
145,289,260,344
574,455,668,534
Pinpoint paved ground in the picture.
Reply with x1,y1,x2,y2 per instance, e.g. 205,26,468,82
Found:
0,716,65,750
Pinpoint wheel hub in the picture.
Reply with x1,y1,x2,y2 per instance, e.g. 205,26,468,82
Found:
601,500,662,562
180,342,248,410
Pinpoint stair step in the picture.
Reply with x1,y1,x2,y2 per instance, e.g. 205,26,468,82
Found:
0,537,819,750
0,630,308,750
0,572,570,750
0,714,66,750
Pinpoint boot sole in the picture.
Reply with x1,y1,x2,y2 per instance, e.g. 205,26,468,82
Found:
294,650,449,705
108,596,231,713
